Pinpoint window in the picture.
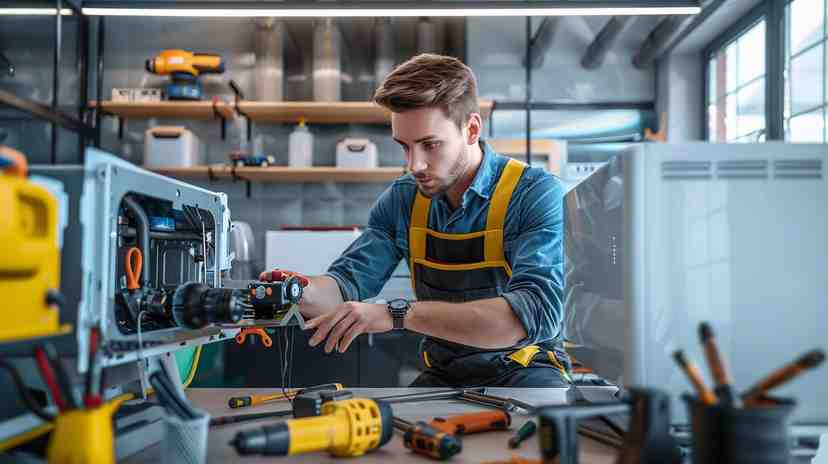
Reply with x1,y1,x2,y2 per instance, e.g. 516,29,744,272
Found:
785,0,827,142
707,20,768,142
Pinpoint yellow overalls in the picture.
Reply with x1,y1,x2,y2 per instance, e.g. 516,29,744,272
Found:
407,158,571,387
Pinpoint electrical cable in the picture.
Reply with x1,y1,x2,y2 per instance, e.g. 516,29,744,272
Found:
33,347,67,411
0,359,55,422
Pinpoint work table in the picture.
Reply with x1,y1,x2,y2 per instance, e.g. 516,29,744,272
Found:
124,387,619,463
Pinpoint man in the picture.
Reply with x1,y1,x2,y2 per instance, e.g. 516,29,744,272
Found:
261,54,568,387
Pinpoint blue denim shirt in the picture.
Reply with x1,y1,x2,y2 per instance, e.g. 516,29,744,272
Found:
326,140,565,346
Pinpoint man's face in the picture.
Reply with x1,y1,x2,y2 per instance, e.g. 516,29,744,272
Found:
392,107,469,198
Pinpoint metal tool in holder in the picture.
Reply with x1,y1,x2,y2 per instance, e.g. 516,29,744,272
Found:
537,388,681,464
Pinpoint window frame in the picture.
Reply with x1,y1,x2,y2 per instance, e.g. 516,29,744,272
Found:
784,0,828,142
702,0,786,142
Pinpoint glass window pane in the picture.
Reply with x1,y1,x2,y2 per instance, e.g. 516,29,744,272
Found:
789,0,825,55
788,109,826,142
737,20,766,85
707,104,718,141
708,58,717,103
736,77,766,137
790,43,825,115
726,42,738,93
725,94,738,141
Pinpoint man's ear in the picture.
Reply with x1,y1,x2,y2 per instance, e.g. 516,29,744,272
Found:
465,113,482,146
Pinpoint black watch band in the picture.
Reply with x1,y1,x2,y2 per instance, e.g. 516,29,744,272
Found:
387,298,411,330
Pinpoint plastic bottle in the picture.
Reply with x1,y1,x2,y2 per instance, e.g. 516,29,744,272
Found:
288,118,313,167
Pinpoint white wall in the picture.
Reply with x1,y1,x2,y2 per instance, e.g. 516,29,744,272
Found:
656,52,705,141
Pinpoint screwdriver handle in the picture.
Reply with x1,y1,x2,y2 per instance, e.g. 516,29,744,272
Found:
398,420,462,460
429,410,511,435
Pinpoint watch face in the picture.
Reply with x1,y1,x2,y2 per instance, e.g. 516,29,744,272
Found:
389,299,408,310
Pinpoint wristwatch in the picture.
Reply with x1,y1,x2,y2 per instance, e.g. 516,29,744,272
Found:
387,298,411,330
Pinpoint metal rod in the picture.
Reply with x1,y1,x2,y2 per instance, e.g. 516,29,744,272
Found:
373,387,484,404
495,101,654,111
0,90,92,135
78,13,89,161
52,0,63,164
95,16,105,147
525,16,532,166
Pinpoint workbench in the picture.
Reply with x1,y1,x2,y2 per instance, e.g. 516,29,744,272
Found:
124,388,620,463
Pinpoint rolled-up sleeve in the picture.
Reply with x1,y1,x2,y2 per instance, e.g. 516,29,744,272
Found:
325,185,403,302
500,175,565,346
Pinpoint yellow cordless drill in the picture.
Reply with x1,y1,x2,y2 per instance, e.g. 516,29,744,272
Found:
145,49,225,100
230,398,393,457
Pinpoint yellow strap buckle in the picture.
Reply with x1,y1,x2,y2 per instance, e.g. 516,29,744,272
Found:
507,345,540,368
547,351,573,383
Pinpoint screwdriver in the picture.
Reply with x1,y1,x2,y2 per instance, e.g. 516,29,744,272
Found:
699,322,738,405
393,416,463,460
228,382,343,408
741,349,825,406
429,410,511,436
508,420,537,449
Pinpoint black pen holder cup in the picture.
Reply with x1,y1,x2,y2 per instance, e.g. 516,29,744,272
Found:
683,394,795,464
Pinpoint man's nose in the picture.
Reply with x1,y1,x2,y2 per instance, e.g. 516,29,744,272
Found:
407,150,427,173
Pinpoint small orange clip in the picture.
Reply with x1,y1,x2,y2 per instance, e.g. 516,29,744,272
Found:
235,328,272,348
125,247,142,291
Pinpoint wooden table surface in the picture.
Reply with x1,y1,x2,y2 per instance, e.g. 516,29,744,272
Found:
125,387,620,463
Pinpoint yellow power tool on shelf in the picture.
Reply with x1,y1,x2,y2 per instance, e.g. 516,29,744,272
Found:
230,398,394,457
145,49,225,101
0,146,68,342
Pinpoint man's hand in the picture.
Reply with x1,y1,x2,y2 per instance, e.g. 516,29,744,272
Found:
258,269,310,287
305,302,392,353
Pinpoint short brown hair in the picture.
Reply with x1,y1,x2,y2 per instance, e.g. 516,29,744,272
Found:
373,53,480,130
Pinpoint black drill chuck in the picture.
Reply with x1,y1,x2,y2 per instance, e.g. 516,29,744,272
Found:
230,422,290,456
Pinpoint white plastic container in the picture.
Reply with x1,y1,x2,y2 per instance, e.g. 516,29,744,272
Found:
288,119,313,167
143,126,203,167
336,138,378,169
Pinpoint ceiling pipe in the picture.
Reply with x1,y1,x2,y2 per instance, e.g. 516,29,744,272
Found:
632,14,693,69
525,17,560,69
581,16,631,70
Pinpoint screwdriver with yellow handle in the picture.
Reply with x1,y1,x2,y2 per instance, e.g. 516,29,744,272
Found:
228,383,343,409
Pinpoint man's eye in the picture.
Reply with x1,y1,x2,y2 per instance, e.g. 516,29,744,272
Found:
424,142,440,151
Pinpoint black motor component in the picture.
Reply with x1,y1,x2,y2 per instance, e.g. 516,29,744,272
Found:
172,282,249,329
247,277,304,319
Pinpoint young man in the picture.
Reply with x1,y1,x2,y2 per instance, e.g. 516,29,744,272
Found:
261,54,569,387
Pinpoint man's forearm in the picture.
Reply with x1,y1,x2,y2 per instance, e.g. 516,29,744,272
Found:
298,276,345,319
405,297,527,349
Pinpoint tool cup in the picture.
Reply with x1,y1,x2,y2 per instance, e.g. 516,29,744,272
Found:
162,408,210,464
683,394,795,464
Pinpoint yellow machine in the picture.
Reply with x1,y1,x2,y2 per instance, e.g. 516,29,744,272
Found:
46,394,133,464
0,146,68,342
145,49,224,77
145,49,225,100
231,398,394,457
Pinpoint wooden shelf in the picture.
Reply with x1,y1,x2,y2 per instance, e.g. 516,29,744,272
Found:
90,100,235,120
90,99,493,124
240,99,493,124
148,165,405,183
